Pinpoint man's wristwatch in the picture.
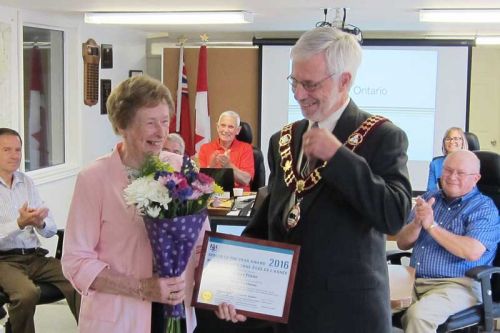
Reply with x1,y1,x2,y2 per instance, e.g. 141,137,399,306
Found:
428,222,437,230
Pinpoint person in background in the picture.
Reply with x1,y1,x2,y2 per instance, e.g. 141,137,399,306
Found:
397,150,499,332
198,110,254,191
216,27,412,332
62,75,209,333
0,127,80,333
427,127,468,191
163,133,186,156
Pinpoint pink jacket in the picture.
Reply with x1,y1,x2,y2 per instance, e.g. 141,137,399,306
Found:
62,144,209,333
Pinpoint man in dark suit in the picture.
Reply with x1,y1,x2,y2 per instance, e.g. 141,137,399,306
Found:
215,27,412,332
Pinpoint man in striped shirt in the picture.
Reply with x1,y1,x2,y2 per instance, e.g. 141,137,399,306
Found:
397,149,500,333
0,128,79,333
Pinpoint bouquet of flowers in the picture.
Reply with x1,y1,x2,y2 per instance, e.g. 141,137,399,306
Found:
123,155,221,333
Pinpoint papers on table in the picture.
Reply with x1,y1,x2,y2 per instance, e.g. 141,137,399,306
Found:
230,195,256,216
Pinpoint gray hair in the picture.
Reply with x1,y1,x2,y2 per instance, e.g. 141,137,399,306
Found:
165,133,185,154
218,110,240,127
291,27,362,89
442,127,468,155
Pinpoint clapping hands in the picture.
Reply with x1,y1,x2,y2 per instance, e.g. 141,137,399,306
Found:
17,202,48,229
209,150,231,168
414,196,436,230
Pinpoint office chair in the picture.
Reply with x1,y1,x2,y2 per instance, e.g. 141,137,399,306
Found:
236,121,266,191
0,229,66,333
389,150,500,332
465,132,481,151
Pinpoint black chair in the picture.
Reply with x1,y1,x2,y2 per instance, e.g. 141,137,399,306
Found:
236,121,266,191
0,229,66,333
389,151,500,332
465,132,481,151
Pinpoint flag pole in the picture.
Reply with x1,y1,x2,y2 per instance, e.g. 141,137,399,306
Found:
175,38,187,133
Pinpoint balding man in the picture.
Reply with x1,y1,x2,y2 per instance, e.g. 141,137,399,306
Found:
397,150,500,333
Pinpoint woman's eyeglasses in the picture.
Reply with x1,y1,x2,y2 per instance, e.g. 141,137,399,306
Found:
444,137,463,143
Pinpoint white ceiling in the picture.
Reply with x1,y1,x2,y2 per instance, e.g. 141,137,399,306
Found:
3,0,500,42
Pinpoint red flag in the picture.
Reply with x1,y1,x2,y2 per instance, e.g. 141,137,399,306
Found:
194,45,210,153
178,59,194,156
28,46,48,170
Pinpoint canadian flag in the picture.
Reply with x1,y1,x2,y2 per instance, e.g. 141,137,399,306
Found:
28,46,48,170
194,45,210,153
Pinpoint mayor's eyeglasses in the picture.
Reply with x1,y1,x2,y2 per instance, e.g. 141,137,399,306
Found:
287,73,336,92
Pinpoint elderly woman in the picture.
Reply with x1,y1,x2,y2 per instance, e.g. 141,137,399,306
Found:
426,127,468,191
62,75,209,333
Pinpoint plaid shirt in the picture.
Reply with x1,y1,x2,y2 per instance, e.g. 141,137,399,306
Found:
408,187,500,278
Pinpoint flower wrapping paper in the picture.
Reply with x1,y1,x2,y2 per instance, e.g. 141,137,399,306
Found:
144,209,208,318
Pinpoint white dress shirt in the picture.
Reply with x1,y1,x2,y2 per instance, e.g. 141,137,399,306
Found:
0,171,56,250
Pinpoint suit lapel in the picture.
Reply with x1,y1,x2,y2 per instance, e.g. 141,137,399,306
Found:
333,100,361,143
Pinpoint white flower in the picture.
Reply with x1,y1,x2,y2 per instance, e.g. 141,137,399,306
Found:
123,176,172,217
146,206,161,218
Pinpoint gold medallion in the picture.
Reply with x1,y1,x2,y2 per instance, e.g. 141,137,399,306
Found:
279,133,291,147
347,133,363,146
286,202,301,229
284,160,292,172
296,180,305,192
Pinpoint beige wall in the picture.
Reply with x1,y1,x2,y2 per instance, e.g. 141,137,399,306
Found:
470,46,500,153
163,47,259,145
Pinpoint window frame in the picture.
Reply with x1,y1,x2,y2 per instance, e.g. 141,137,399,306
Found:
19,16,81,184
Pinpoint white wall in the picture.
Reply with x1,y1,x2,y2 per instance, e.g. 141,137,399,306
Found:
79,24,147,164
0,5,148,253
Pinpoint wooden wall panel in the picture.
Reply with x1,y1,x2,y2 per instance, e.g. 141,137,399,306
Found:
162,47,259,146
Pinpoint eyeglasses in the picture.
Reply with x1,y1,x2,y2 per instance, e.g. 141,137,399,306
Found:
442,167,477,178
444,137,463,143
287,73,336,92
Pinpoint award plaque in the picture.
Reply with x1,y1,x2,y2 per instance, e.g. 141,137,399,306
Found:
192,231,300,323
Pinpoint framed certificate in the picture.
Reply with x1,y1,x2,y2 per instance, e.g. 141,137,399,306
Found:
192,231,300,323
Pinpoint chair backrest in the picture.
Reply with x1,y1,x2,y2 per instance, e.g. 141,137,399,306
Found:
465,132,480,151
474,151,500,210
473,151,500,300
236,121,266,191
492,245,500,302
236,121,253,144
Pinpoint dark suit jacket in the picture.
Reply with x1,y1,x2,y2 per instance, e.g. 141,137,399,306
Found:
244,101,412,333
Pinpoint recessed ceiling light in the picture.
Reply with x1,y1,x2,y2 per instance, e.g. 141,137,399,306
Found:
420,9,500,23
85,11,254,25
